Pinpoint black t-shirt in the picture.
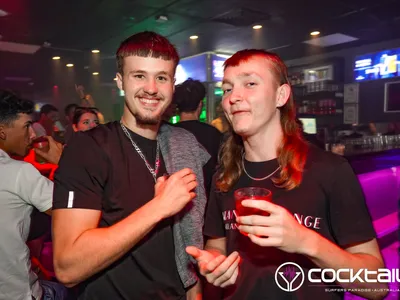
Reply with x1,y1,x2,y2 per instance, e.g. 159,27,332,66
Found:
204,145,376,300
53,122,185,300
174,120,222,197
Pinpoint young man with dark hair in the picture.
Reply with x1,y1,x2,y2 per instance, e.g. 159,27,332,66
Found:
52,31,210,299
174,78,223,197
0,90,66,300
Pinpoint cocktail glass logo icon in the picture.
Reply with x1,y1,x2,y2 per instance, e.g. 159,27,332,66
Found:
275,262,305,292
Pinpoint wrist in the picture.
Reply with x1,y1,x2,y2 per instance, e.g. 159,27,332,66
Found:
298,228,320,258
147,196,167,222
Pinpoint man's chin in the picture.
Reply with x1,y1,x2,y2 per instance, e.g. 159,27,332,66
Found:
134,114,161,126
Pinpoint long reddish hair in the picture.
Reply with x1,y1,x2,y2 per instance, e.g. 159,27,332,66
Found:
116,31,179,74
216,49,308,192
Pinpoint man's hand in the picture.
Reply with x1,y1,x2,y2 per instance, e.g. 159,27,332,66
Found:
236,200,311,254
186,246,240,288
153,168,197,219
34,136,63,165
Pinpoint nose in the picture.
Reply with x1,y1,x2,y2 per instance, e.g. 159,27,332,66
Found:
143,77,158,95
228,87,243,104
89,122,97,129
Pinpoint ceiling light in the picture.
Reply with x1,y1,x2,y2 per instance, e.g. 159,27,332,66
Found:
66,63,74,67
253,25,262,30
310,31,320,36
190,35,198,40
92,49,100,53
156,15,168,22
92,72,99,75
0,9,9,17
52,56,60,60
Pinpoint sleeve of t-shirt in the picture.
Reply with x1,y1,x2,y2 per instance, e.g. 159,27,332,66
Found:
328,160,376,247
53,132,109,210
15,163,53,212
203,176,225,238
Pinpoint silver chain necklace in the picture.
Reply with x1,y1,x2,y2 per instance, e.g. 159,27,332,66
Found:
241,152,281,181
120,121,160,183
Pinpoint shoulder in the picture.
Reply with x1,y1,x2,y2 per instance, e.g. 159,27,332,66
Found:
198,122,223,136
85,121,119,144
61,123,118,164
14,161,46,187
67,122,118,149
176,121,222,137
304,144,351,180
1,155,30,174
163,123,198,141
306,144,347,167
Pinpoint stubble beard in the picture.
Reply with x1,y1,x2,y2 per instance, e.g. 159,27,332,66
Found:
133,111,161,125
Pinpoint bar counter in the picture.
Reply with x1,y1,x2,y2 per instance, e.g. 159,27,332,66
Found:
345,148,399,245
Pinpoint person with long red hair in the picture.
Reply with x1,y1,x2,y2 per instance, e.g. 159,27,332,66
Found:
187,50,387,299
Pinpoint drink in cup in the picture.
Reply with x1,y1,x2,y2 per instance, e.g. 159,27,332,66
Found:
32,136,49,164
234,187,272,217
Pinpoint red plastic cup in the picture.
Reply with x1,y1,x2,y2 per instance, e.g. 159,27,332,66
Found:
234,187,272,217
32,136,49,164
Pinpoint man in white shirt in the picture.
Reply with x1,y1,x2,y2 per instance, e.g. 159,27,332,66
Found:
0,90,67,300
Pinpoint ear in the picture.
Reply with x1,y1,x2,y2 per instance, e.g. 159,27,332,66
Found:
72,124,78,132
197,100,203,111
276,84,291,108
116,73,124,91
0,125,6,140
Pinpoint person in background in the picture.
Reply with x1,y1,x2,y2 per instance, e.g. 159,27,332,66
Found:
211,103,229,133
0,90,67,300
32,104,59,137
296,118,325,149
187,49,387,300
162,98,178,123
75,85,106,124
63,103,79,143
52,31,210,299
174,78,223,197
383,122,399,135
72,107,99,132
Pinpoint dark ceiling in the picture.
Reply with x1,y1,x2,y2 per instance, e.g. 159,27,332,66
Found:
1,0,400,96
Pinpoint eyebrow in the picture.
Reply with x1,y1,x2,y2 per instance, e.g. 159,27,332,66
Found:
222,72,259,85
24,120,33,126
128,70,172,77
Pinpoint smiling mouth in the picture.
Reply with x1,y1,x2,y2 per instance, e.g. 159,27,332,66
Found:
138,98,161,109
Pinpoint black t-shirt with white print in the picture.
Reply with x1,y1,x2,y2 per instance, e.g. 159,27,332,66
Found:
53,122,185,300
204,145,376,300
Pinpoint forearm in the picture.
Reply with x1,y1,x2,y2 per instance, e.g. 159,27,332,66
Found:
55,199,163,286
186,280,202,300
303,230,387,299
